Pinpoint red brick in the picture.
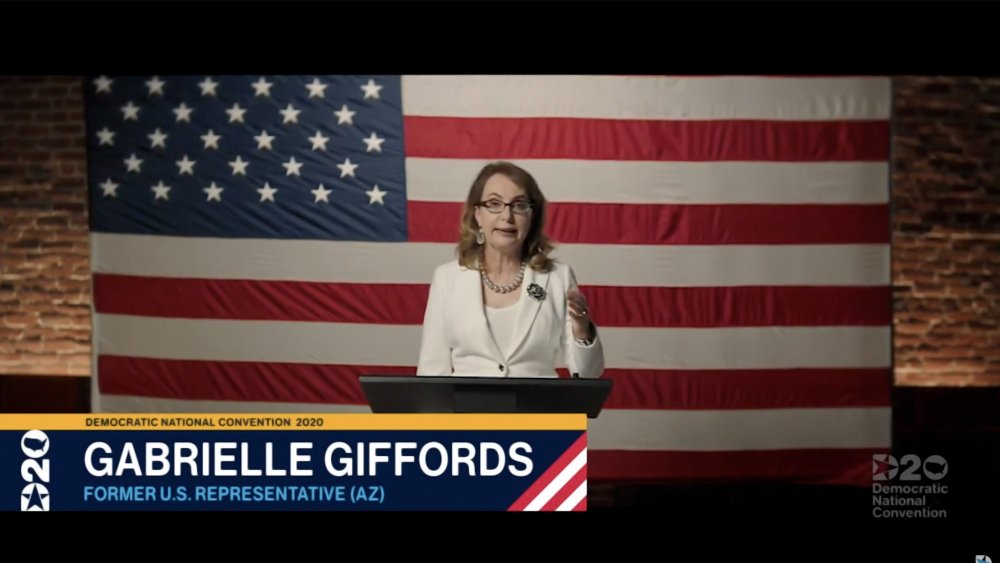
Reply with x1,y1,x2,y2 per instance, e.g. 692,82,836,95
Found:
37,315,74,328
892,335,924,347
946,286,985,297
63,352,91,363
18,328,57,340
3,315,38,328
14,341,45,354
894,322,930,335
43,340,85,352
0,354,27,366
919,347,979,359
967,374,1000,385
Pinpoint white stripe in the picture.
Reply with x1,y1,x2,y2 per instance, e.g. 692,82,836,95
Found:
96,315,890,369
553,244,890,287
92,234,890,287
97,315,419,366
524,448,587,511
91,233,455,283
549,324,880,373
591,325,890,369
557,481,587,512
406,159,890,204
98,394,372,413
588,407,891,450
401,76,891,120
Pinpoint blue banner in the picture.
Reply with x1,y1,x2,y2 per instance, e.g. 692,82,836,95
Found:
3,414,589,511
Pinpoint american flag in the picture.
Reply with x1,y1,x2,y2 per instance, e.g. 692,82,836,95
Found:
86,75,892,485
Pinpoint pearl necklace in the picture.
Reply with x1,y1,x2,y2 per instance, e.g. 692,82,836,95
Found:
481,261,526,294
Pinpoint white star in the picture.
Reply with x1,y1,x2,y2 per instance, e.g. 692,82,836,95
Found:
366,184,387,205
198,76,219,96
257,182,277,202
93,75,113,94
145,76,166,96
124,153,143,173
203,182,224,202
251,77,273,97
311,184,332,204
306,78,327,98
360,78,383,100
173,103,194,123
308,130,330,151
147,128,168,149
282,157,303,176
201,130,221,150
99,178,119,198
176,155,196,175
254,130,276,150
362,131,385,153
120,101,140,121
151,181,171,201
228,155,249,176
226,103,247,123
337,157,358,178
279,103,301,124
334,104,355,125
96,127,115,146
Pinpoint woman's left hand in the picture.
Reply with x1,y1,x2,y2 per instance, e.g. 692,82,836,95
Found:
567,287,593,339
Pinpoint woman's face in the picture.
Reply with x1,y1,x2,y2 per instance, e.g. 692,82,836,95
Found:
474,173,532,256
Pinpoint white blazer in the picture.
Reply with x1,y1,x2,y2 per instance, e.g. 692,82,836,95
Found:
416,260,605,379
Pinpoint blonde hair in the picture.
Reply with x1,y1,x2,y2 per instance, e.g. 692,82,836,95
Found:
456,161,555,272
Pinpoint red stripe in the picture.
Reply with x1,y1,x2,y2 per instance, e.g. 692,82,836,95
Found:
589,449,886,486
409,201,890,245
540,464,588,511
94,274,891,328
596,368,892,409
98,355,413,404
508,433,587,511
572,497,586,511
93,274,428,325
581,285,892,327
403,117,889,161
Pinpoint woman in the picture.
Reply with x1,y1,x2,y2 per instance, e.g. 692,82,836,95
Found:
416,161,605,379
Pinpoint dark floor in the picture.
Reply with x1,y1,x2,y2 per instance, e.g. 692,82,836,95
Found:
587,387,1000,511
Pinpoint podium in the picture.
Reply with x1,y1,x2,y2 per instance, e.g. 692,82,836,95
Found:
359,376,613,418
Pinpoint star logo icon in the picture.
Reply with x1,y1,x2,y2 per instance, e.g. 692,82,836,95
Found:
872,454,898,481
22,483,50,511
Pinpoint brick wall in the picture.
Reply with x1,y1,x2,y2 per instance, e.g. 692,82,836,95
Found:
0,76,998,385
0,76,90,376
892,77,1000,386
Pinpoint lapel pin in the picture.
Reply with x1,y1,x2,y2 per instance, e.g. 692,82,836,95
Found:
527,283,546,301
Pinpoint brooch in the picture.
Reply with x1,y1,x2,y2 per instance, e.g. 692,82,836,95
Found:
526,283,546,301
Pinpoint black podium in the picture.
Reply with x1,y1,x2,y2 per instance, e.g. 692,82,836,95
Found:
359,376,613,419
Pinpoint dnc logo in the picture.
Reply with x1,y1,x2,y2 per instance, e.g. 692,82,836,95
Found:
21,430,51,512
872,453,948,481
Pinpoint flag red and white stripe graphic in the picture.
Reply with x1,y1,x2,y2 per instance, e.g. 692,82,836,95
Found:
508,434,588,512
91,75,892,485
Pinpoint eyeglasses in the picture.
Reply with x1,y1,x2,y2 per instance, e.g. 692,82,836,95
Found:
475,199,533,215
